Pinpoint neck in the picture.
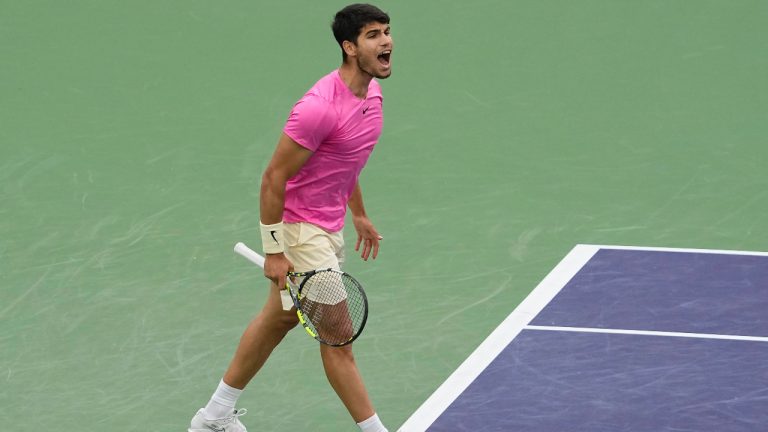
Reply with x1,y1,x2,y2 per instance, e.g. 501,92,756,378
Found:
338,61,372,99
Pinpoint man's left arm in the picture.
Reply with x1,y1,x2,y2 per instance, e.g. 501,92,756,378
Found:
348,182,382,261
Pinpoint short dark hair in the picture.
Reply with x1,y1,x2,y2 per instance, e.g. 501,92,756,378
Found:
331,4,390,59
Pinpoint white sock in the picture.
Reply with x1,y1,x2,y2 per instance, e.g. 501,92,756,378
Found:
357,413,388,432
203,379,243,420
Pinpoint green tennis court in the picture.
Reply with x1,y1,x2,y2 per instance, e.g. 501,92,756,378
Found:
2,1,766,430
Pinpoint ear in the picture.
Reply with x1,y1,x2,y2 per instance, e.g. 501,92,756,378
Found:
342,40,358,58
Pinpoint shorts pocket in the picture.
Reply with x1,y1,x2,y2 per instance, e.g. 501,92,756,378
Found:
284,223,302,248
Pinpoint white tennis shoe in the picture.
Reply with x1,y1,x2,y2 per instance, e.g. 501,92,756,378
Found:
188,408,248,432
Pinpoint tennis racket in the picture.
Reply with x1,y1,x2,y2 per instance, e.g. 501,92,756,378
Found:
233,242,369,347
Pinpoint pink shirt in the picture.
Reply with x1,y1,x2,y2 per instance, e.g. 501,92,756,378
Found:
282,70,383,232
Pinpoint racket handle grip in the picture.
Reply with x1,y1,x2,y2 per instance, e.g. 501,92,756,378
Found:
234,242,265,268
280,290,293,310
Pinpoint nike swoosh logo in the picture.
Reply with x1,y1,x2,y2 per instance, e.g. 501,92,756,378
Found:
363,106,371,114
206,425,225,432
270,230,279,244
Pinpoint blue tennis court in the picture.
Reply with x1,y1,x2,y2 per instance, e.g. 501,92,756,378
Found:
399,245,768,432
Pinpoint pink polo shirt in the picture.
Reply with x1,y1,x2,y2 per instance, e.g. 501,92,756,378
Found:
282,70,383,232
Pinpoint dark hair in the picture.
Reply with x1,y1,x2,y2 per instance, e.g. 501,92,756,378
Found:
331,4,390,60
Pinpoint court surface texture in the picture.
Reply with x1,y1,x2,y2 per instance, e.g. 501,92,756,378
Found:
2,1,767,430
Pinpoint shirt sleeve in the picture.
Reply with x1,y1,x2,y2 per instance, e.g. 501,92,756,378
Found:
283,94,337,152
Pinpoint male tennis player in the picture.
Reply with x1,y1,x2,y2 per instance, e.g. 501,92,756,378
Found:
189,4,392,432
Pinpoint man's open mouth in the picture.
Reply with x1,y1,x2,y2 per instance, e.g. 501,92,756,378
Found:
377,50,392,66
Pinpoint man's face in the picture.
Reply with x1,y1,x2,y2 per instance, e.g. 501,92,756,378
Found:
352,22,393,79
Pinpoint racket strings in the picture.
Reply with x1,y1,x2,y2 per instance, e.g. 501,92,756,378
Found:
298,271,367,345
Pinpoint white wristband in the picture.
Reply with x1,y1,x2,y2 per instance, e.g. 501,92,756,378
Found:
260,221,285,254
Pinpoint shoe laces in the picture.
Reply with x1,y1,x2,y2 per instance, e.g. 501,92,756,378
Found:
213,409,247,426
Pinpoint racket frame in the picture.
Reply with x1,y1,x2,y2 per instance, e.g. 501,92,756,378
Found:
286,268,369,347
234,242,368,347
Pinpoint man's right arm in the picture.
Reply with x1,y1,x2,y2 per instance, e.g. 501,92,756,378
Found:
260,132,314,288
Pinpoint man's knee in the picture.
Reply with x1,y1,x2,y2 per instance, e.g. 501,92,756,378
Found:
273,310,300,333
321,342,354,359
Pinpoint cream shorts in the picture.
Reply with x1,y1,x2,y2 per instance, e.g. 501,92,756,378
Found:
283,222,345,272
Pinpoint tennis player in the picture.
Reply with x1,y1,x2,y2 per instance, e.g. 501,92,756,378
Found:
189,4,393,432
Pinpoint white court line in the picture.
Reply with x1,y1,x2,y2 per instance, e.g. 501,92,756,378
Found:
525,325,768,343
397,244,601,432
397,244,768,432
587,243,768,257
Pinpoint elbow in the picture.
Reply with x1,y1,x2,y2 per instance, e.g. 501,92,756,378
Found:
261,166,288,193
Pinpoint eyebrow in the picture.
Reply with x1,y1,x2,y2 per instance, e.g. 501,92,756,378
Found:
365,25,390,36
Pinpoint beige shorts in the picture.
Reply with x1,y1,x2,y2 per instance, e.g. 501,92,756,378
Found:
283,222,345,272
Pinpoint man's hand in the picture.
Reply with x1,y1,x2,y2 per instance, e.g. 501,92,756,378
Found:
264,252,294,289
353,215,382,261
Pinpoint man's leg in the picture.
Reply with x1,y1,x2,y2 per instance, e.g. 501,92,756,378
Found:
198,282,298,422
289,223,387,430
223,282,299,389
320,343,375,422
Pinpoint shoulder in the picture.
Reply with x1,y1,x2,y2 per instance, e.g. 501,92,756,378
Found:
292,72,341,117
292,93,334,117
286,92,338,141
304,70,342,103
285,77,340,150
